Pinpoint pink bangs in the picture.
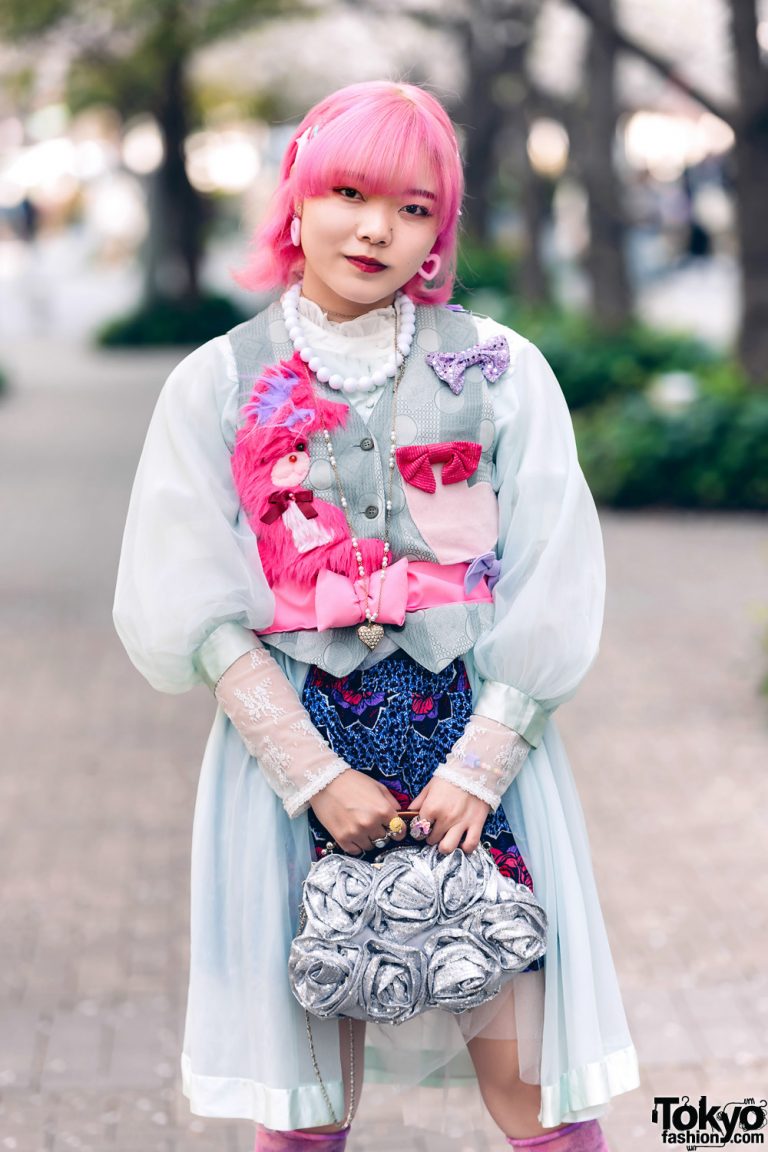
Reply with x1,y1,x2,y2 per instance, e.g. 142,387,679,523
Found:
235,82,463,305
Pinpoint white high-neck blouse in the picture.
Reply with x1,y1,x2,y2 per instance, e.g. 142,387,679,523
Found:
297,295,395,422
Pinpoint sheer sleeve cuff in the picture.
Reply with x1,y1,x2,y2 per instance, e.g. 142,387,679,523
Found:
214,644,353,818
194,622,260,690
283,756,351,818
432,765,506,809
433,715,531,811
474,679,550,747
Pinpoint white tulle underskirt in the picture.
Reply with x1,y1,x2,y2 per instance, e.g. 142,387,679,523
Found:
180,681,639,1133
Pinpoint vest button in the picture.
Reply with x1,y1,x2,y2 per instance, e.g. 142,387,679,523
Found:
360,437,374,451
364,504,379,519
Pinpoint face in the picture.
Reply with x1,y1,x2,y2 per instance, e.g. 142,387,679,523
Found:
269,439,310,487
298,179,440,316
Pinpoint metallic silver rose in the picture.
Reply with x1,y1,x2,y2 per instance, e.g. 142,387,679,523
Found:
288,935,363,1018
373,851,439,941
425,927,503,1013
302,855,376,940
358,939,428,1024
425,846,495,921
468,891,548,972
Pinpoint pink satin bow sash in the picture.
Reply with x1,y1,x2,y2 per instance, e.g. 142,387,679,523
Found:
316,560,410,630
396,441,482,494
258,558,494,636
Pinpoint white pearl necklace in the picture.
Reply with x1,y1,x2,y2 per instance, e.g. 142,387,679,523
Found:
281,282,416,394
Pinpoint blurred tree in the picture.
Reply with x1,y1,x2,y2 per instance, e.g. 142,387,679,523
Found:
578,0,632,328
458,1,559,306
0,0,295,308
729,0,768,386
455,0,632,321
567,0,768,385
349,0,553,303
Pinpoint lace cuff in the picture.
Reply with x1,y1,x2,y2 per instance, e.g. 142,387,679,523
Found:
215,642,351,817
433,715,531,811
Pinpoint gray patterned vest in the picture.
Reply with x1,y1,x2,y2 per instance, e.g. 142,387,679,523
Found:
228,302,497,677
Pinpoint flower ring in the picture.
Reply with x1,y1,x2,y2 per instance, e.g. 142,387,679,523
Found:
388,816,408,842
409,816,432,842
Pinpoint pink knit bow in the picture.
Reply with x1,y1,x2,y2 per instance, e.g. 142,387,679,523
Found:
396,440,482,493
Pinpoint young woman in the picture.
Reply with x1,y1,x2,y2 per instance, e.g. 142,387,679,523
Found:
114,80,639,1151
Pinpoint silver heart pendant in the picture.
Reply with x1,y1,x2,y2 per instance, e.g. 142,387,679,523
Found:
357,622,384,650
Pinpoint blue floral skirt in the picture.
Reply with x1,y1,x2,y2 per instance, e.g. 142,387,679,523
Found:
301,650,535,892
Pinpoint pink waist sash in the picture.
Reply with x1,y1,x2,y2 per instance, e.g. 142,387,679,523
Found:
258,558,494,635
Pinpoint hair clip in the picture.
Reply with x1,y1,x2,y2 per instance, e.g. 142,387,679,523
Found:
293,124,319,164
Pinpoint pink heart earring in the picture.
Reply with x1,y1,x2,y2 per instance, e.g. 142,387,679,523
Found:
417,253,441,281
290,215,302,247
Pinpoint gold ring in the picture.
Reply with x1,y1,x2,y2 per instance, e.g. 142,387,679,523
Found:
388,816,407,841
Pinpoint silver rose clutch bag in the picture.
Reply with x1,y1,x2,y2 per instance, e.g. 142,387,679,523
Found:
288,843,547,1026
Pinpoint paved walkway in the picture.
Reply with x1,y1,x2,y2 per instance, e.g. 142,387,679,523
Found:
0,340,766,1152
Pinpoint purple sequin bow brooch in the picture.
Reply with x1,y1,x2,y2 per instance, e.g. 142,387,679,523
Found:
426,334,510,395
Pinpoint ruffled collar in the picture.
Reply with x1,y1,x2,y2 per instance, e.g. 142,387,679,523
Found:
294,295,397,375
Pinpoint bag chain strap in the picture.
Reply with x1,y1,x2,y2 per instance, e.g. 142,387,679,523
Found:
304,1010,355,1129
298,810,496,1126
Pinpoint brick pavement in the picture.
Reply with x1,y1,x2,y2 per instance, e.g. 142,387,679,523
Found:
1,341,766,1152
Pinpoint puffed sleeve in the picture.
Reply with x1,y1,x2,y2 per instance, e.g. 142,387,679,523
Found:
470,321,605,746
113,336,275,694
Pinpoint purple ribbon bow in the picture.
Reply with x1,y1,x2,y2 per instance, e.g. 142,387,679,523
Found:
464,552,501,593
426,335,510,395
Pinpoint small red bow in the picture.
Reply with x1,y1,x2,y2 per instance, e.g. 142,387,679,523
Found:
396,441,482,493
260,489,319,524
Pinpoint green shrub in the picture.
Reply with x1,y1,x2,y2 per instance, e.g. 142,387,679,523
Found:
454,243,518,306
574,392,768,509
97,292,250,347
506,310,719,411
455,249,722,410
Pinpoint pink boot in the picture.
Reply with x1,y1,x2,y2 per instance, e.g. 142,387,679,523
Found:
507,1119,609,1150
254,1124,350,1151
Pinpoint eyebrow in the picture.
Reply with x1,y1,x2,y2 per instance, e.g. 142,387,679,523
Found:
404,188,437,200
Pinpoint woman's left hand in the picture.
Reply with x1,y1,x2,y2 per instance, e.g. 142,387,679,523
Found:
410,777,490,855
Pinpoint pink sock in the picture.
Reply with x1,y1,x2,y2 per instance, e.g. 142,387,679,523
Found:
254,1124,350,1151
507,1119,609,1150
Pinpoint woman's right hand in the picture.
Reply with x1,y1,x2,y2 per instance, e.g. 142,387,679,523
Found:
309,770,400,855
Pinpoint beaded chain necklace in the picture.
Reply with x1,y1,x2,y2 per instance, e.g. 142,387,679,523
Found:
309,296,407,651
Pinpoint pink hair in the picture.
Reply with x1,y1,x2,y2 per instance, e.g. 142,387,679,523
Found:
235,82,463,306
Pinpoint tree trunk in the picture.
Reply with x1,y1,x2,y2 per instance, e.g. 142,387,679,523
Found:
456,4,536,247
460,27,506,243
730,0,768,386
519,118,551,307
144,37,205,304
582,0,632,328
